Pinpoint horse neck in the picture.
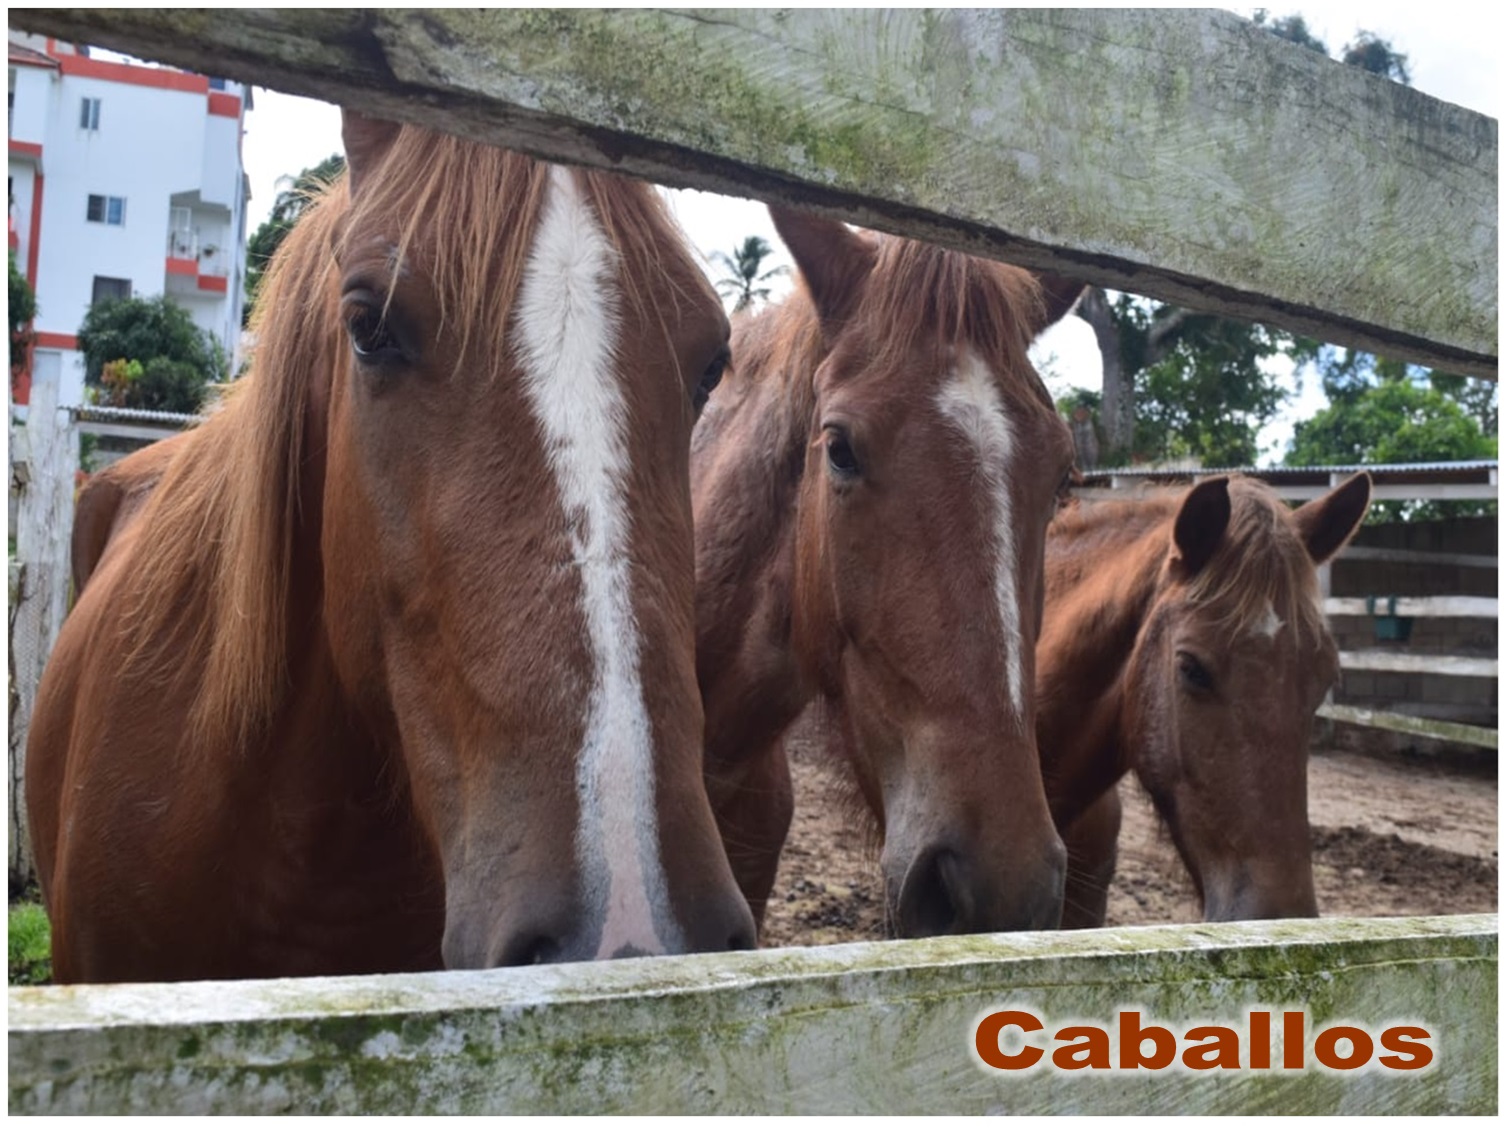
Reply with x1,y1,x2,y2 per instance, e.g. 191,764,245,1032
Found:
1037,497,1175,819
693,301,824,763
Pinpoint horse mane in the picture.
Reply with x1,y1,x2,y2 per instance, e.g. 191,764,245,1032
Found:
1182,477,1328,648
117,126,692,755
858,236,1054,412
719,230,1054,459
1054,477,1328,648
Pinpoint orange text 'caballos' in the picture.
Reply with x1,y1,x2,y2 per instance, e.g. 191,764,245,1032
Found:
974,1010,1433,1072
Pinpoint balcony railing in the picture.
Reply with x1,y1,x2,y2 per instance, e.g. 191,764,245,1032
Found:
166,228,197,259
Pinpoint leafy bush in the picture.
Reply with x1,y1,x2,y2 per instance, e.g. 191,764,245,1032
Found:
77,294,222,414
8,901,51,986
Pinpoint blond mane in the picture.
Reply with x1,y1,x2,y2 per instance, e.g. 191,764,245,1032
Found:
1182,478,1328,648
116,126,692,755
860,236,1053,411
1054,478,1328,648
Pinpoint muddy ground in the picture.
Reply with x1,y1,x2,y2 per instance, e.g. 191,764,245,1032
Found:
760,727,1498,948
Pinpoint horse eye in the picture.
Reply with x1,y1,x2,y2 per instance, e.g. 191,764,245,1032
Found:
825,427,860,477
1177,651,1215,694
1055,470,1075,511
693,349,728,415
346,305,400,365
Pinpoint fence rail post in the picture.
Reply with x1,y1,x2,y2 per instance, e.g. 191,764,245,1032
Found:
9,377,77,892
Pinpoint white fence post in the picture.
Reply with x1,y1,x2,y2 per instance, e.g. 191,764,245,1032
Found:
9,378,77,892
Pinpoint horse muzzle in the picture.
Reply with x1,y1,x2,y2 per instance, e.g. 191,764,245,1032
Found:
888,836,1066,937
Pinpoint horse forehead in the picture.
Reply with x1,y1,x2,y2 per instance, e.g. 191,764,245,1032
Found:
1252,600,1284,639
931,349,1027,461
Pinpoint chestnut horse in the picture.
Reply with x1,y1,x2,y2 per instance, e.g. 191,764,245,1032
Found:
27,111,755,983
693,207,1082,938
1037,473,1372,927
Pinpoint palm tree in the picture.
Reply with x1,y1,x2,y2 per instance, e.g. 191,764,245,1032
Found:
711,235,788,313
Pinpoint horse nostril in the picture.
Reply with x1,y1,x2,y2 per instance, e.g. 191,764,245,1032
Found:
495,932,562,967
897,847,973,937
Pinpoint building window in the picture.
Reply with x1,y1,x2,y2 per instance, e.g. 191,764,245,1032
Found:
86,194,126,226
79,96,101,131
92,276,131,305
208,77,227,91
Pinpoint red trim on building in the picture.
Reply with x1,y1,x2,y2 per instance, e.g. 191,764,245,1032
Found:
8,140,43,160
208,92,242,118
59,53,208,95
197,274,229,294
7,44,59,70
26,172,44,286
34,331,79,350
165,256,198,277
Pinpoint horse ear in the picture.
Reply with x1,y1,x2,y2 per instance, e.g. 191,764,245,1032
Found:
769,205,877,342
1031,271,1086,336
1172,477,1232,578
342,109,402,196
1293,471,1371,565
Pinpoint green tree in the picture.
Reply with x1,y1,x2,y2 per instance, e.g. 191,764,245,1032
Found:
10,251,38,382
77,294,223,414
1070,290,1290,468
9,250,36,340
1341,30,1410,83
711,235,788,314
1285,348,1495,520
243,153,346,325
1250,9,1328,54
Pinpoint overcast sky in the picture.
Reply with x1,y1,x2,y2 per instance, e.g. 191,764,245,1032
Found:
233,4,1495,465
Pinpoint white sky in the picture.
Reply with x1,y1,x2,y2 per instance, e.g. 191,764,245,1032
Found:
233,3,1496,466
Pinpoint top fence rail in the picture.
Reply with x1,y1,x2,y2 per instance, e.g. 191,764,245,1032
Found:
10,7,1498,379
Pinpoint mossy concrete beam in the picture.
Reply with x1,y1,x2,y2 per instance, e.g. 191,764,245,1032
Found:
8,915,1496,1115
9,8,1497,378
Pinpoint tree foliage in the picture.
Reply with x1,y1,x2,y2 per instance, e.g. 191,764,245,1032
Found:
1285,347,1496,520
711,235,788,313
1133,313,1290,467
77,294,224,414
9,251,37,337
244,153,346,325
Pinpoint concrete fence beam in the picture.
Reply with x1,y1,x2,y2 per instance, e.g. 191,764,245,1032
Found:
8,8,1498,378
8,915,1496,1115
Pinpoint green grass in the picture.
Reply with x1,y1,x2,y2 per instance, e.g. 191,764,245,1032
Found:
8,900,52,985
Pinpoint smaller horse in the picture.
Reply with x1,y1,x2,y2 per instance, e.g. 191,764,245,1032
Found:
1036,473,1371,926
694,207,1083,938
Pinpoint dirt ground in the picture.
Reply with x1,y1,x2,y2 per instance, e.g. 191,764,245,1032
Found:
760,727,1498,948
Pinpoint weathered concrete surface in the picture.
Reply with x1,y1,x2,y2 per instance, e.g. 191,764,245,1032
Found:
8,915,1496,1115
8,8,1497,377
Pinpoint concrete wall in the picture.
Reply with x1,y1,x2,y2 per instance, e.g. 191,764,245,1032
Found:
7,916,1496,1116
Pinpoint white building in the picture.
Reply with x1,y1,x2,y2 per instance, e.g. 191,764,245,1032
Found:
8,33,250,409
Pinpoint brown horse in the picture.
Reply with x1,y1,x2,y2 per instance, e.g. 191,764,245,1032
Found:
693,207,1083,938
27,111,755,983
70,430,190,596
1037,473,1372,927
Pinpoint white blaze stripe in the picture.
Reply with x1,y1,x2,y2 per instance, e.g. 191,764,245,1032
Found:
513,167,678,958
935,351,1027,720
1255,600,1285,639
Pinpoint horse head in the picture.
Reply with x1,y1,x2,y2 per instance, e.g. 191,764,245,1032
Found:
318,112,751,965
1123,473,1371,920
774,207,1081,935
